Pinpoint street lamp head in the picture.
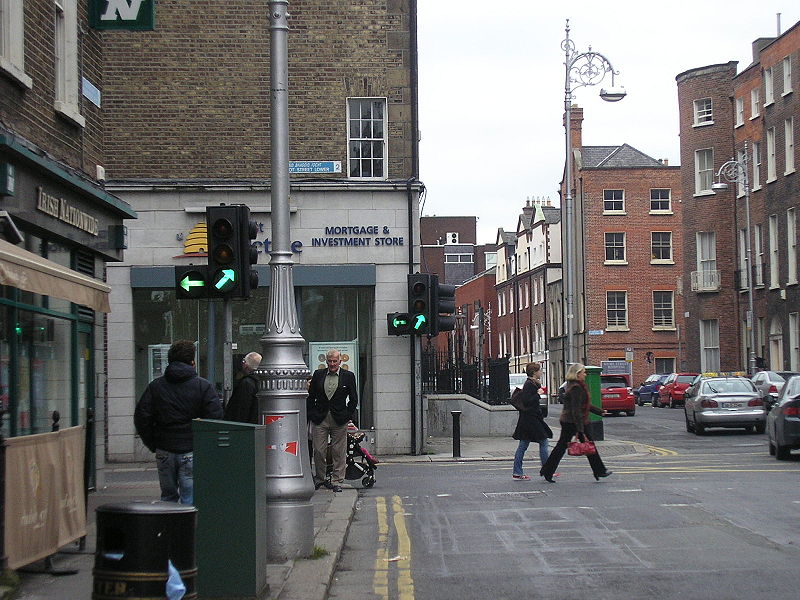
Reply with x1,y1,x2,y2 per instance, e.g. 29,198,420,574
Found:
599,87,626,102
711,181,729,192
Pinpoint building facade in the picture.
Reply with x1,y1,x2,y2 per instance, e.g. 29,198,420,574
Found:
0,0,135,485
676,21,799,373
560,107,684,387
101,1,423,458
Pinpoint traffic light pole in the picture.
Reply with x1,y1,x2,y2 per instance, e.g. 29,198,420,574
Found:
223,298,233,405
257,0,314,561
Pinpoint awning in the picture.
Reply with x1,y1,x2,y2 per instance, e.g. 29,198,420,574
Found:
0,239,111,312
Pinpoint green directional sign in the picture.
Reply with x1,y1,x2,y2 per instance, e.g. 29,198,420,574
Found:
175,266,208,300
387,312,412,336
212,268,237,293
412,314,427,331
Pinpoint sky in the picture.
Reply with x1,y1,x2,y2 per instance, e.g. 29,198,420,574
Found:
416,0,800,243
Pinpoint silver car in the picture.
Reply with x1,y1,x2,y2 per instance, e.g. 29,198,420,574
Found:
684,376,765,435
767,374,800,460
751,370,800,411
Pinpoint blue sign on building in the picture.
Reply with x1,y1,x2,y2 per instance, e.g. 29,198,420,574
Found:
289,161,342,174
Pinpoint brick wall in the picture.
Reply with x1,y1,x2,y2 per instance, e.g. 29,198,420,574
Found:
102,0,415,180
0,0,104,176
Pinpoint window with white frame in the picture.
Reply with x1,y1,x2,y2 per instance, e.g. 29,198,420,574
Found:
783,57,792,95
769,214,779,288
693,98,713,126
497,293,503,316
751,88,760,118
765,67,774,105
785,117,795,174
347,98,387,179
524,282,529,308
650,189,671,212
606,291,628,329
651,232,672,262
767,128,777,182
0,0,31,88
700,319,721,372
697,231,717,285
788,208,797,285
790,312,799,370
735,97,744,127
509,288,514,312
444,253,474,263
755,224,765,286
603,189,624,212
738,228,749,290
653,291,674,328
484,252,497,269
604,233,626,262
736,149,746,197
695,149,714,194
53,0,84,127
752,142,761,189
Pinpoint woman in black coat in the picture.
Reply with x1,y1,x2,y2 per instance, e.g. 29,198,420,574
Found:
539,363,612,483
511,362,553,480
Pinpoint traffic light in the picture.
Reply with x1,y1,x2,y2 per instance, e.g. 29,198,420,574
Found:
407,273,433,334
238,205,259,298
432,277,456,335
207,205,241,297
175,265,208,299
387,312,412,336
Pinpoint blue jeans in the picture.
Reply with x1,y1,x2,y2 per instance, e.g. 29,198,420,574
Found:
513,439,549,476
156,450,194,505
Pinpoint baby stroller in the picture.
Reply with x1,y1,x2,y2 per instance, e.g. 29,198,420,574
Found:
344,423,378,488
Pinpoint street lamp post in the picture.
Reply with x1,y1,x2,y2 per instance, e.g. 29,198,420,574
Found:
711,140,756,376
561,19,626,367
257,0,314,561
561,19,626,369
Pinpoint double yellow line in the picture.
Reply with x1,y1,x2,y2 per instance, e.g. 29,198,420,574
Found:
374,496,415,600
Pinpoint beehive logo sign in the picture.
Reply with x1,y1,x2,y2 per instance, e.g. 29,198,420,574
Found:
179,222,208,257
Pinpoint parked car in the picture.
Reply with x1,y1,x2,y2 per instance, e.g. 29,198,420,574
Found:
508,373,548,418
656,372,699,408
635,373,670,406
684,375,765,435
767,374,800,460
751,370,800,411
600,374,635,416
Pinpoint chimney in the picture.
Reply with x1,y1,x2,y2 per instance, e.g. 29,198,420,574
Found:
563,105,584,153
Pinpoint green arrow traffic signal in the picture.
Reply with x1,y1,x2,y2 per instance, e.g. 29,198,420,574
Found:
393,315,409,328
180,274,205,292
413,314,427,330
213,268,237,291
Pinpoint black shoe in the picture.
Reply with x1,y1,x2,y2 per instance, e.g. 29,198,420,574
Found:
314,480,325,490
331,485,343,492
541,474,556,483
594,470,613,481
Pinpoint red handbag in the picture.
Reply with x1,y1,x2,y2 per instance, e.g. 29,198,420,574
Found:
567,435,597,456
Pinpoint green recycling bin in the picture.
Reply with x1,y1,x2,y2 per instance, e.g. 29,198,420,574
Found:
584,365,604,441
193,419,267,599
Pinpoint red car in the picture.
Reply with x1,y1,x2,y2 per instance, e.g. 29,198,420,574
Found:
656,372,699,408
600,374,635,416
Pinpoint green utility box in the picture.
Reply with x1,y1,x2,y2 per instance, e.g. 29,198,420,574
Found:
193,419,268,599
584,366,604,441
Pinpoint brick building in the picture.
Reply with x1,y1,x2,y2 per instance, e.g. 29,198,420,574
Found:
0,0,135,487
560,107,684,387
676,21,800,373
101,1,424,456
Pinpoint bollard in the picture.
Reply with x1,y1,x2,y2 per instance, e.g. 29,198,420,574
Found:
451,410,462,458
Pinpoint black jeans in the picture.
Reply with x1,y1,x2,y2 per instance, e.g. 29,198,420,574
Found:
539,421,607,479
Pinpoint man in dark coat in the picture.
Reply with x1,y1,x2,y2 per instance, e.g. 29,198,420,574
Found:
224,351,262,423
307,348,358,492
134,340,222,504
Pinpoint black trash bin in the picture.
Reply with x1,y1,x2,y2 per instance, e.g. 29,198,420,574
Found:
93,501,197,600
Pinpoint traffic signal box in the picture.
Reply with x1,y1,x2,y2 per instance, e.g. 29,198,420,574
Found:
175,204,259,300
387,273,458,336
406,273,433,335
432,279,456,335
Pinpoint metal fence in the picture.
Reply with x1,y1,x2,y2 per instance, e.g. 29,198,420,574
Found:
421,349,511,405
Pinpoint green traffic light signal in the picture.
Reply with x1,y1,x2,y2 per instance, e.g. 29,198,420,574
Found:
412,314,427,331
212,268,237,292
175,266,208,299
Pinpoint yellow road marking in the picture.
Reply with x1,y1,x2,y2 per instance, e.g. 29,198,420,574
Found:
642,444,679,456
393,495,415,600
373,497,389,600
373,496,416,599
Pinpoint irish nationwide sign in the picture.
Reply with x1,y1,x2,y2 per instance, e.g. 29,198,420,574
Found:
89,0,155,31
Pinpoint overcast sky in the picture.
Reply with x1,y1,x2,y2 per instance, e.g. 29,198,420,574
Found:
416,0,800,243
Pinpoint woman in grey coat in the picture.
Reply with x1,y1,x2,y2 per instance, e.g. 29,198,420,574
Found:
511,362,552,480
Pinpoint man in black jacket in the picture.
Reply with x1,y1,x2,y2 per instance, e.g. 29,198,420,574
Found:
307,348,358,492
134,340,222,504
223,351,262,423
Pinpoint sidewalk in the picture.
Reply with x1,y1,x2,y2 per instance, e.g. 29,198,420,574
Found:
11,433,646,600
